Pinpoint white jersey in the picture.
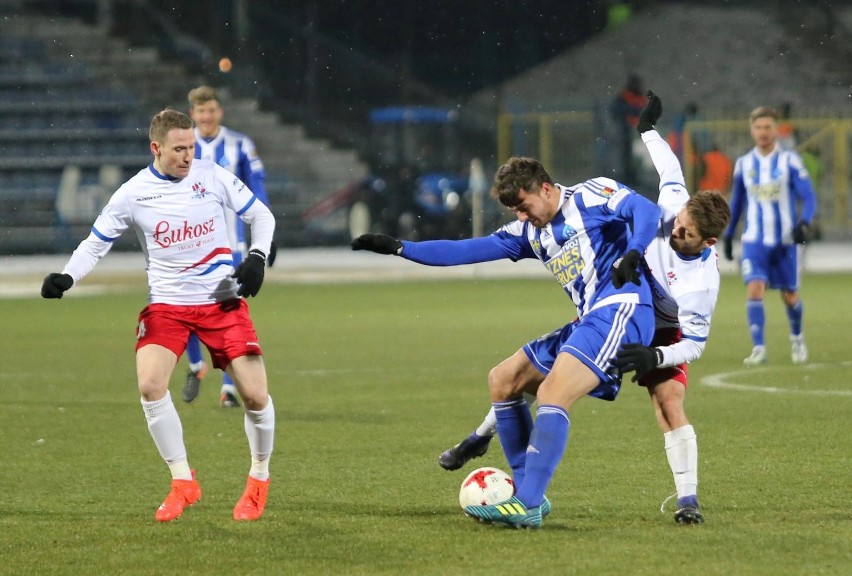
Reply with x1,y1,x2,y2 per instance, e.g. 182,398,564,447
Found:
61,159,275,305
641,131,721,367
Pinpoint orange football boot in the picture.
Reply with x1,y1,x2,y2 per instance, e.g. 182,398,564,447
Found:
233,476,270,521
155,470,202,522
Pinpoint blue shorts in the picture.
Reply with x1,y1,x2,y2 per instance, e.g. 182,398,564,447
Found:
523,302,654,401
740,242,799,291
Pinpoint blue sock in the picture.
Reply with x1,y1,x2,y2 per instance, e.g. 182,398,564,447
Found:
466,432,491,445
677,495,699,508
515,405,570,509
222,371,235,389
186,334,204,365
746,299,765,346
786,299,803,336
494,399,533,489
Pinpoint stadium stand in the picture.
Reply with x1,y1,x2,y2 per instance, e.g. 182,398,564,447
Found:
0,10,368,254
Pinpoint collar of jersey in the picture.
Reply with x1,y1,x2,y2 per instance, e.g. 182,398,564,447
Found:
148,164,181,182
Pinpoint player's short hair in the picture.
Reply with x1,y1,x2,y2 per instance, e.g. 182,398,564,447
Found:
749,106,778,124
490,156,554,207
149,109,193,143
187,85,220,108
688,189,731,240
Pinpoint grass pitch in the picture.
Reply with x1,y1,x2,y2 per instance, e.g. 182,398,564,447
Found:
1,272,850,575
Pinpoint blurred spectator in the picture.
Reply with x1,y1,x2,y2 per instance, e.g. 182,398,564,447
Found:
698,144,733,195
610,74,645,183
777,102,798,150
666,102,710,166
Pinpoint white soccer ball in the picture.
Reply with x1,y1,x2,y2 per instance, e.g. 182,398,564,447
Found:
459,466,515,509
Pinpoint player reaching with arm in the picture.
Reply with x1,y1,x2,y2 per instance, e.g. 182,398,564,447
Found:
41,109,277,522
612,91,730,524
433,92,729,525
353,157,661,528
722,106,816,366
183,85,276,408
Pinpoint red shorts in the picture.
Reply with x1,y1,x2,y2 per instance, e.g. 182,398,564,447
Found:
637,326,688,389
135,299,262,370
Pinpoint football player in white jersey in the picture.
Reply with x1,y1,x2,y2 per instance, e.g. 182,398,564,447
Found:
433,92,730,525
41,109,277,522
353,156,662,528
722,106,816,366
183,85,274,408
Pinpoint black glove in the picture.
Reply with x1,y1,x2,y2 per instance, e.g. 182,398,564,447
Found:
723,236,733,261
231,249,266,297
636,90,662,134
350,233,402,255
41,273,73,299
611,250,642,289
611,344,663,382
267,241,278,267
792,221,810,245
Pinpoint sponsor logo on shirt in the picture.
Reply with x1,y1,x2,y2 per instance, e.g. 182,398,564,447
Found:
153,219,216,248
545,238,585,288
748,181,781,201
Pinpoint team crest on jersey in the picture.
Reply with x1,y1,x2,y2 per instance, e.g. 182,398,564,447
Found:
561,224,577,241
191,182,210,199
531,239,541,253
666,271,677,286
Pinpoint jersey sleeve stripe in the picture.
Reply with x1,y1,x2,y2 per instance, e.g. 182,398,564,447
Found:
91,227,117,242
236,195,257,215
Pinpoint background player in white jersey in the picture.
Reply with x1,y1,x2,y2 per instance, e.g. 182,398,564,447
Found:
722,106,816,366
41,109,277,522
184,85,275,408
352,158,661,528
433,92,730,525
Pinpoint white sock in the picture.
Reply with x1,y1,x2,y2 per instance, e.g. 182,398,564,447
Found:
664,424,698,500
244,395,275,480
221,382,238,396
141,391,191,480
476,406,498,437
188,360,206,373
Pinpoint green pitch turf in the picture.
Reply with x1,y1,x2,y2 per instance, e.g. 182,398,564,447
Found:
1,273,850,575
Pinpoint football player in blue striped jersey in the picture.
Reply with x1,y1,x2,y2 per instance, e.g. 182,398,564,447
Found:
353,158,661,527
723,107,816,366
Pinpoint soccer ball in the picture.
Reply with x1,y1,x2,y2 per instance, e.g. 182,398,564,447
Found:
459,466,515,509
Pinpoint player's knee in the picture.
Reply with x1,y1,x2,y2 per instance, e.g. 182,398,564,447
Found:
487,365,519,401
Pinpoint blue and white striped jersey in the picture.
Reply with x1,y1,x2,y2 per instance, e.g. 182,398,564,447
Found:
400,178,660,318
194,125,269,256
726,143,816,246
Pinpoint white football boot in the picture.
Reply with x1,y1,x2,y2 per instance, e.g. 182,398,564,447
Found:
743,345,767,366
791,335,809,365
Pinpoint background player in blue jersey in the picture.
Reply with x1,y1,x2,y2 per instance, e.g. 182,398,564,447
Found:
352,158,661,528
722,107,816,366
435,92,730,525
183,85,276,407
